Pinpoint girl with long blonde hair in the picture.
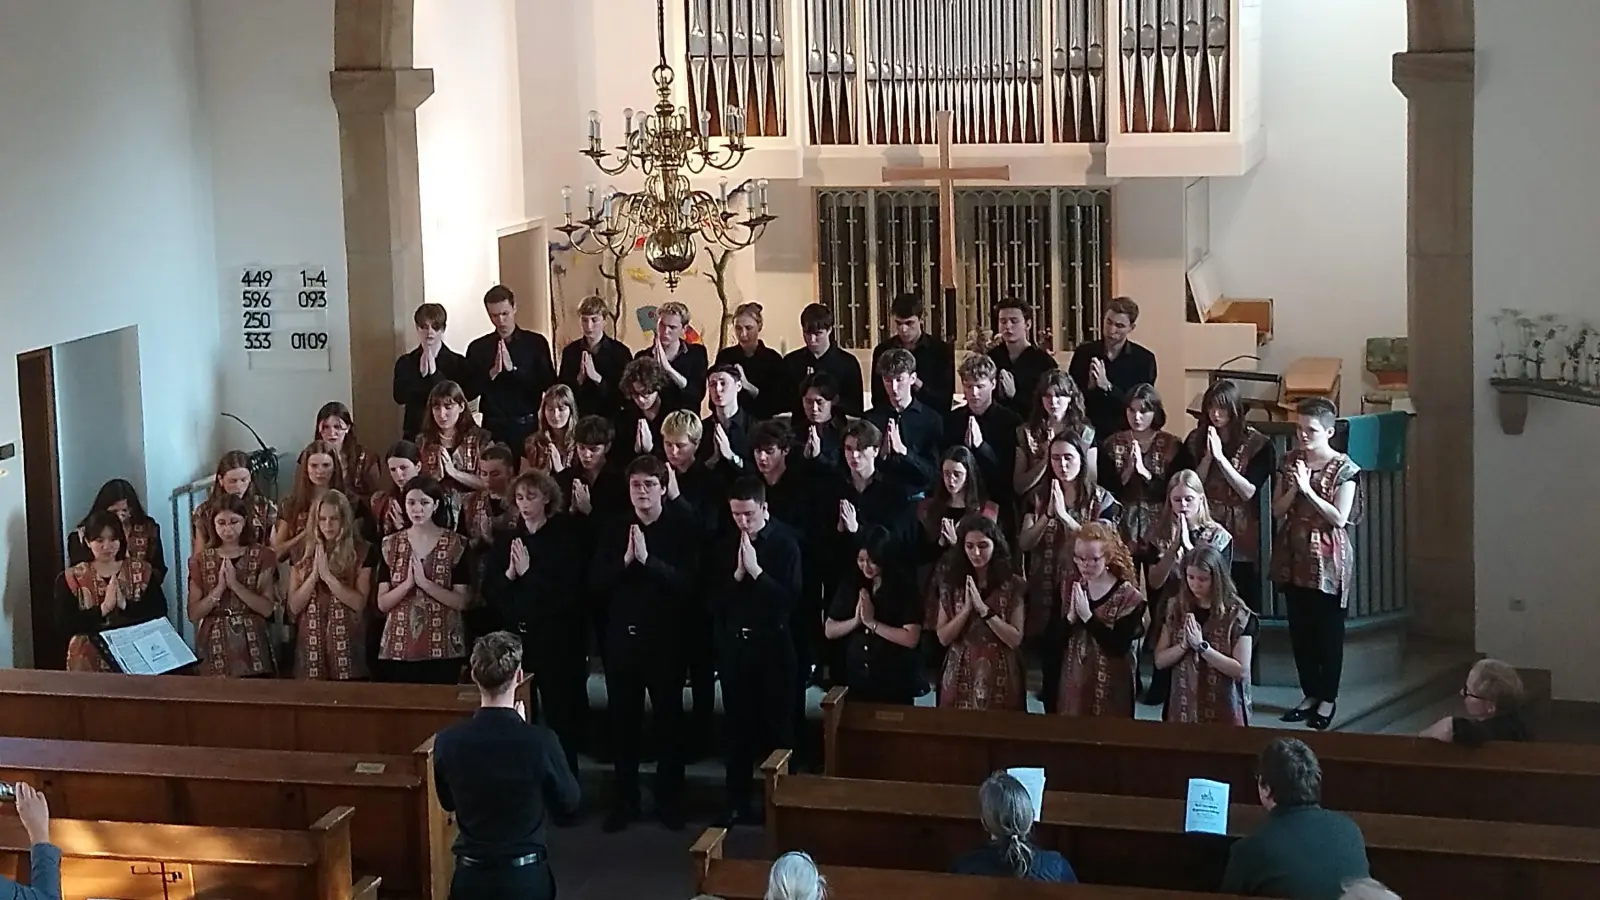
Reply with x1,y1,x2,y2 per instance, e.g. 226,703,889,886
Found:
522,384,578,474
287,490,375,681
1154,544,1254,725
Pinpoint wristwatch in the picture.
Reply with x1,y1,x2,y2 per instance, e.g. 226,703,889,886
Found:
1198,641,1212,655
981,609,998,621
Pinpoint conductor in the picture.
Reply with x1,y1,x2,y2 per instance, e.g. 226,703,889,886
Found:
434,631,581,900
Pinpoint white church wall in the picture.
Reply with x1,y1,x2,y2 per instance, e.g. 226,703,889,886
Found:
1475,2,1600,701
1207,0,1408,414
0,0,223,665
54,328,148,537
197,0,350,456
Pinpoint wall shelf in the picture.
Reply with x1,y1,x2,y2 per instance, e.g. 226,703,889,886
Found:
1489,378,1600,435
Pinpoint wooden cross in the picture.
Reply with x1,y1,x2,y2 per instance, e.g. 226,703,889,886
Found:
880,111,1012,290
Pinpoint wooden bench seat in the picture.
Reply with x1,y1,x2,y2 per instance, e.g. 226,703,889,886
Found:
0,735,453,899
0,806,377,900
0,669,518,756
821,688,1600,826
766,751,1600,900
691,827,1248,900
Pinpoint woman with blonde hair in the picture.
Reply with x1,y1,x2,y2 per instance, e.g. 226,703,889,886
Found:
1058,522,1145,717
765,851,826,900
522,384,578,475
715,301,789,419
952,771,1076,881
1421,658,1531,745
1143,469,1233,704
273,441,346,560
287,490,376,681
1154,544,1255,724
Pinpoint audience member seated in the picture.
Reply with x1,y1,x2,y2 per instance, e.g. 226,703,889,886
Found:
0,782,59,900
766,851,827,900
1420,658,1530,746
1339,879,1401,900
951,771,1076,882
1220,738,1370,900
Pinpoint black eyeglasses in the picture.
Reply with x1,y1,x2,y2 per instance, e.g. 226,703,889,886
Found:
1461,686,1484,700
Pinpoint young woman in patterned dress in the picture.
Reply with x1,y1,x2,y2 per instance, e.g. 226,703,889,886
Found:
418,380,490,514
1012,370,1094,500
1184,379,1276,612
271,441,345,562
1142,469,1233,704
1098,384,1192,574
188,495,278,677
370,440,422,541
933,515,1028,710
288,490,377,681
1057,522,1145,718
58,510,163,672
521,384,577,475
1154,544,1256,725
309,401,381,506
190,451,277,552
375,475,472,684
67,480,168,590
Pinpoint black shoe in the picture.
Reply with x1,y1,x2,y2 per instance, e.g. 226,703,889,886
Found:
601,804,636,833
1280,700,1315,723
1308,702,1337,731
657,803,686,831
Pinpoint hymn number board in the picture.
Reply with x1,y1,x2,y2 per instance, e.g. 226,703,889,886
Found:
238,266,333,371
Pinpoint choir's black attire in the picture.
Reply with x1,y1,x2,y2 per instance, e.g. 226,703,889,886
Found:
761,462,831,701
1067,339,1159,439
558,335,633,419
943,401,1023,521
589,505,702,825
988,343,1059,418
637,343,709,415
864,399,944,496
784,344,865,417
465,328,558,451
716,341,790,420
614,405,668,462
827,570,921,705
698,408,756,475
433,707,579,900
709,521,803,817
395,344,469,439
826,470,921,571
556,461,629,654
667,461,728,751
481,516,587,774
457,494,510,643
792,417,846,480
871,333,956,413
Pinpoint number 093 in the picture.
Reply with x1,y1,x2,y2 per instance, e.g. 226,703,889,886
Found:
291,332,329,351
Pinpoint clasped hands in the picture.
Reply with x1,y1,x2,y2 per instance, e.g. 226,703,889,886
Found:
732,531,762,581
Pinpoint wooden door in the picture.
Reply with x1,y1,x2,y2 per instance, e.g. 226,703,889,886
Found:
17,348,64,669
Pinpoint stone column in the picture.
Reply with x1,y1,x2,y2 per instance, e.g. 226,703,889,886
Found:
1393,42,1474,643
330,0,433,442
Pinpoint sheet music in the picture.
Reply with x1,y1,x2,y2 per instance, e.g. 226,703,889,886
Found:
100,618,198,675
1006,766,1047,820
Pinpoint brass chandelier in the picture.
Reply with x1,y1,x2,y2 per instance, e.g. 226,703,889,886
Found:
558,0,774,291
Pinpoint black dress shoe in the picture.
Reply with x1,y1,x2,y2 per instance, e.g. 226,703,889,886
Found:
1308,702,1337,731
601,805,636,833
1280,701,1315,723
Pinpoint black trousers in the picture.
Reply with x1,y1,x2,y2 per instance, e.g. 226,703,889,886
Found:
1282,584,1348,702
1037,611,1066,714
682,604,717,743
717,626,797,810
449,859,555,900
1232,561,1263,612
523,623,589,774
603,626,683,808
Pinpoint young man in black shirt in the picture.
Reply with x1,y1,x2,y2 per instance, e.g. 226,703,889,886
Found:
616,358,671,461
558,416,626,662
661,410,723,755
1068,295,1158,438
394,303,468,439
635,300,709,414
783,303,865,417
712,477,804,827
864,348,943,495
700,363,755,475
558,294,633,419
464,285,558,452
870,293,956,413
945,354,1023,522
987,297,1059,418
433,631,580,900
589,455,700,832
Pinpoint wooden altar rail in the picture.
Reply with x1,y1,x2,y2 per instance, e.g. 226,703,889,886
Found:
821,688,1600,827
691,827,1248,900
0,735,453,899
0,669,520,756
0,807,376,900
764,751,1600,900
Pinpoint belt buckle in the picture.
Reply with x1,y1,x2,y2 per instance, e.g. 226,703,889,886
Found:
738,627,754,639
626,624,639,636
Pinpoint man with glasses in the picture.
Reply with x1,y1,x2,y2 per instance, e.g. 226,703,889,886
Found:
784,303,865,418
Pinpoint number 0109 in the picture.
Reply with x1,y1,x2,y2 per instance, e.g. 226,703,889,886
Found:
291,332,329,351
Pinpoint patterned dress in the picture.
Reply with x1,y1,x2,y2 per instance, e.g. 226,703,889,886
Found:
291,544,374,681
191,494,278,550
1148,521,1233,612
369,490,409,540
523,431,575,474
60,561,155,672
1163,599,1256,726
300,442,378,502
420,429,488,514
378,531,469,662
1185,426,1272,564
1058,579,1145,717
1270,450,1361,604
935,569,1027,711
192,547,277,677
1023,484,1120,640
1100,430,1187,558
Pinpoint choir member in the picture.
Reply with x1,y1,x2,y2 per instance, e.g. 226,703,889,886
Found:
829,420,918,565
712,477,804,827
1272,397,1359,731
715,302,789,420
464,285,557,452
952,771,1077,882
272,441,346,561
371,441,422,540
1058,522,1145,718
560,416,627,652
458,443,515,553
871,293,955,412
795,372,848,478
188,496,277,677
865,348,942,494
1012,370,1094,500
783,303,864,418
67,479,167,590
393,303,467,440
558,294,632,419
1146,469,1234,621
308,401,380,503
1154,545,1255,725
660,411,722,750
1421,659,1531,745
287,490,375,681
521,384,577,475
987,298,1060,419
932,514,1027,710
700,363,754,474
635,301,708,415
1186,379,1277,611
590,455,700,832
752,418,829,695
1017,433,1119,713
617,358,671,459
482,471,587,774
418,380,490,506
1098,384,1191,569
916,446,1000,574
375,475,472,684
946,354,1022,524
1068,297,1158,438
824,525,921,705
59,510,163,672
191,451,277,551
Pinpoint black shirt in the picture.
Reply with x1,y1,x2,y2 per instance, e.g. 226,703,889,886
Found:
699,407,756,475
433,708,580,861
1076,579,1145,655
1067,339,1159,438
667,461,728,540
826,471,920,570
871,332,956,413
481,517,582,632
988,343,1059,418
613,404,668,461
394,344,469,438
1452,712,1531,747
716,341,790,420
636,343,710,414
709,521,804,632
464,328,558,427
784,344,866,418
828,571,920,701
943,401,1023,514
589,505,703,635
864,399,944,495
559,335,633,419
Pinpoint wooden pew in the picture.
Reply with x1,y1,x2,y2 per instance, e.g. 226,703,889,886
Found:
766,751,1600,900
0,669,528,756
0,735,455,899
0,806,377,900
691,827,1250,900
821,688,1600,826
